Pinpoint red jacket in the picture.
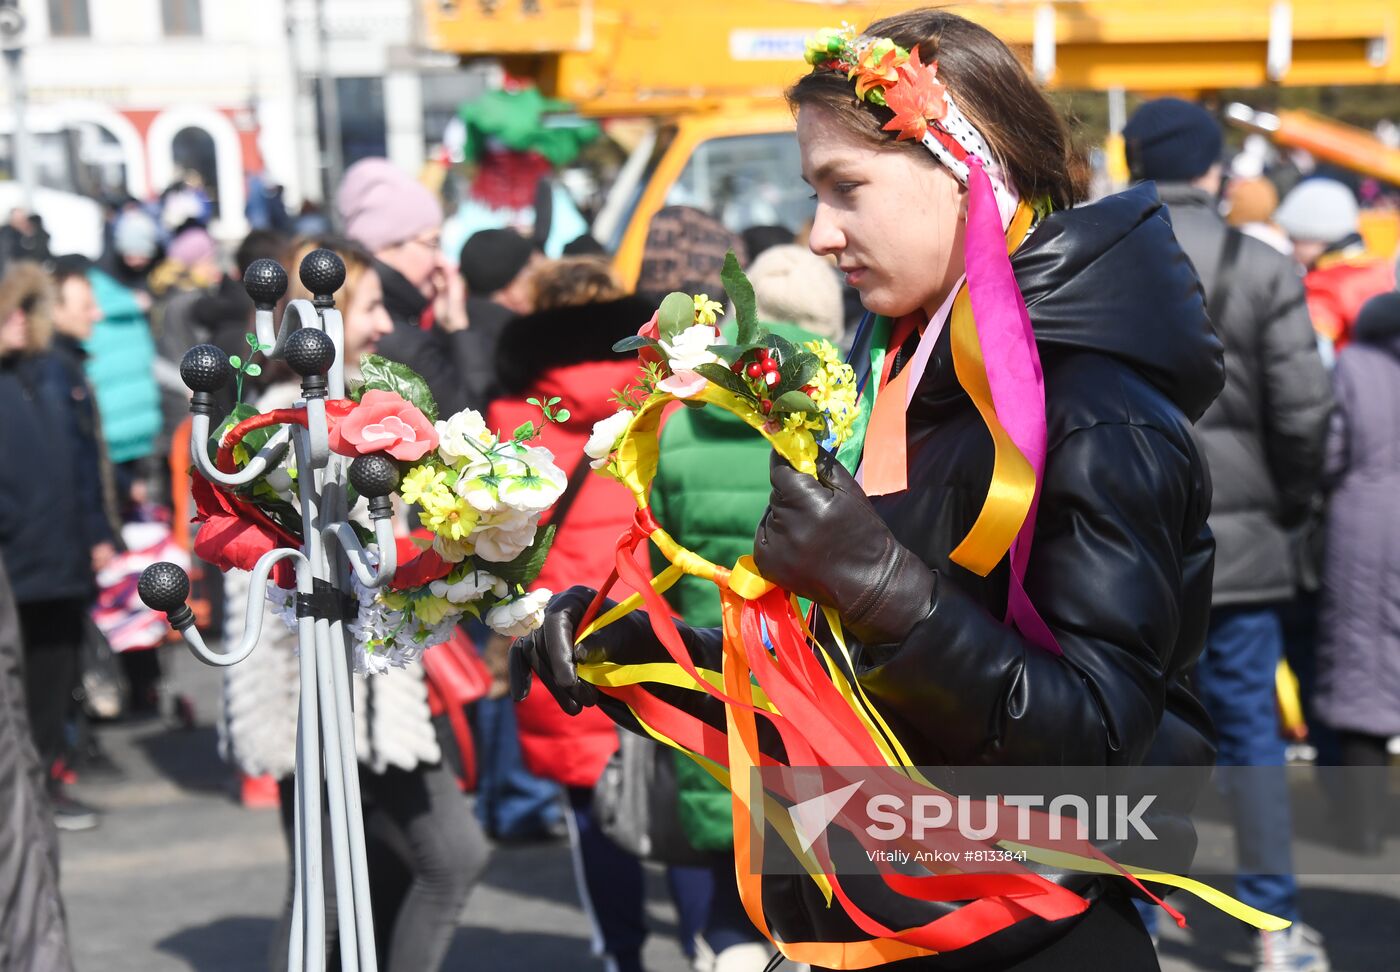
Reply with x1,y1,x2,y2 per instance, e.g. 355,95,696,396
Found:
1304,249,1395,351
487,295,655,788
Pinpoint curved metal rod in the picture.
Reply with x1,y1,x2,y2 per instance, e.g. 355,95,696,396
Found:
317,306,346,401
188,413,293,488
255,298,322,362
304,397,329,470
323,518,397,589
178,547,309,667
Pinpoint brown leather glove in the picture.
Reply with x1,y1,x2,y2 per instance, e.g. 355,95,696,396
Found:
754,450,935,645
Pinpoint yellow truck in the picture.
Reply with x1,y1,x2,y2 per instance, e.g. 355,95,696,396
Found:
426,1,1400,281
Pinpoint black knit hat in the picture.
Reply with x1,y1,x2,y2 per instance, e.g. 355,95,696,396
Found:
1123,98,1223,183
459,229,536,297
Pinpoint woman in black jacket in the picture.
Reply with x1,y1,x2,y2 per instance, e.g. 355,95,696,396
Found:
514,10,1224,969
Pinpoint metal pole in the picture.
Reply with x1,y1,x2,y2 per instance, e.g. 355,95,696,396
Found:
2,47,35,209
314,0,344,201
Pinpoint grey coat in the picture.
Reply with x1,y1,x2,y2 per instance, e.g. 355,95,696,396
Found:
1157,184,1333,606
0,557,74,972
1314,313,1400,736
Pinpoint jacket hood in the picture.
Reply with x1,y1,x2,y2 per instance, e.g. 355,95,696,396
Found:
495,294,657,424
1010,183,1224,422
1352,290,1400,357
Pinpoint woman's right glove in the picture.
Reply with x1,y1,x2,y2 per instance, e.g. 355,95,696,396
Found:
509,586,725,716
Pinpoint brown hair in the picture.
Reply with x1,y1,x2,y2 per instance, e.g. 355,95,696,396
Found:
530,257,626,311
0,263,55,356
786,9,1087,211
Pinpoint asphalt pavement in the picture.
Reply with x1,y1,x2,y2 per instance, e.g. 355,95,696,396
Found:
58,646,1400,971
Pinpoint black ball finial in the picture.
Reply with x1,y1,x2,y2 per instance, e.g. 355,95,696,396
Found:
299,248,346,299
180,344,233,392
243,258,289,308
349,454,400,499
283,327,336,378
139,562,190,613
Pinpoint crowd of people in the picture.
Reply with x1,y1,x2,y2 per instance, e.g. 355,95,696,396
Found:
1,22,1399,971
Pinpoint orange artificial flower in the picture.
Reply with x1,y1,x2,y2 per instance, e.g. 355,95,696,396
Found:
850,40,906,101
881,47,948,142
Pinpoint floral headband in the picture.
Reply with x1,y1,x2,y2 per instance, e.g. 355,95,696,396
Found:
804,25,1018,221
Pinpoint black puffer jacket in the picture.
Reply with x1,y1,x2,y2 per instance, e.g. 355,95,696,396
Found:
599,184,1224,967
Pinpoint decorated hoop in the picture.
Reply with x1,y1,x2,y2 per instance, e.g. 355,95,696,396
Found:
570,257,1285,967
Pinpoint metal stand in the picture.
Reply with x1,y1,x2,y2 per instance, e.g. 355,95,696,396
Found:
139,250,398,972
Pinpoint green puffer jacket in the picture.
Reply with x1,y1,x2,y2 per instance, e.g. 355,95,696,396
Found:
649,321,823,852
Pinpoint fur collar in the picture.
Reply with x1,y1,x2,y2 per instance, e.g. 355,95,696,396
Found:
496,294,655,394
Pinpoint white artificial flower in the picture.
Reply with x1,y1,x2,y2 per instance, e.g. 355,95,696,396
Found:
486,588,551,638
498,444,567,513
471,510,539,563
659,323,724,373
584,409,635,470
435,408,494,463
432,533,473,563
429,570,508,604
454,458,507,515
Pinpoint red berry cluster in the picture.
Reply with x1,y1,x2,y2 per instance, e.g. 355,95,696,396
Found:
730,347,783,413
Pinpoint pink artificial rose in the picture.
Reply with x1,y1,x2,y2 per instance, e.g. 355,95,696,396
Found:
328,389,439,462
637,310,664,368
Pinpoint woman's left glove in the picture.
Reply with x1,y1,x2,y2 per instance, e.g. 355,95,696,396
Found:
754,450,935,645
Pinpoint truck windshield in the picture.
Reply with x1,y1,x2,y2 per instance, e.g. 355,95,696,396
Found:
665,132,814,236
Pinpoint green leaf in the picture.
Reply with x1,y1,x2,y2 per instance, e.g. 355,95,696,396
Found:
547,397,561,406
553,408,570,423
229,354,243,369
245,332,258,348
694,362,757,400
526,397,541,407
489,524,557,584
656,291,696,344
259,340,274,352
346,378,366,403
512,421,535,441
709,342,767,362
721,251,760,345
359,354,440,423
612,334,663,354
244,362,262,378
771,390,820,415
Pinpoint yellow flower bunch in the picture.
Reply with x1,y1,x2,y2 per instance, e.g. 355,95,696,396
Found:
419,491,479,541
803,340,860,446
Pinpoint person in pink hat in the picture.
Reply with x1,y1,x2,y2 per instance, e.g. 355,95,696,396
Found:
335,158,476,414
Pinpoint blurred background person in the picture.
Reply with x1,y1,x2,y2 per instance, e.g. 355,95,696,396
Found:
489,256,693,972
1313,291,1400,856
0,264,110,832
336,158,475,416
1124,98,1333,972
646,241,843,972
1275,178,1397,356
221,236,485,972
99,207,161,309
0,208,51,274
1225,176,1292,256
0,554,74,972
457,227,545,411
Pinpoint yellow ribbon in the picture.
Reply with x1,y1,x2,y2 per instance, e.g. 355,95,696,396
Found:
948,202,1039,576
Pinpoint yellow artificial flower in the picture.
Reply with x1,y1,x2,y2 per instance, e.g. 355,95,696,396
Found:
693,294,724,326
803,26,847,65
399,465,450,507
419,491,480,541
804,340,860,446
